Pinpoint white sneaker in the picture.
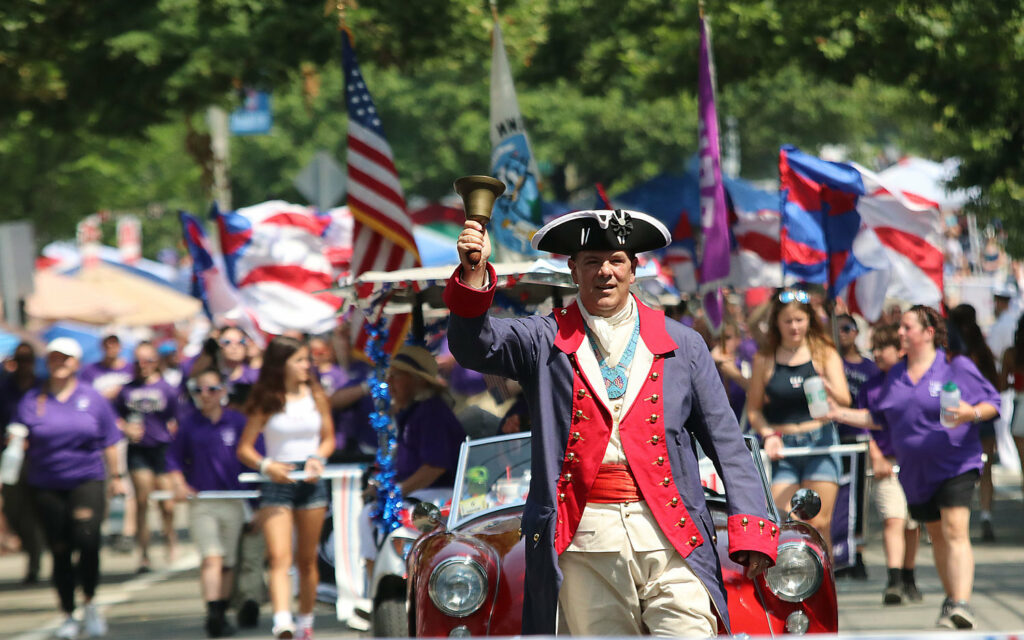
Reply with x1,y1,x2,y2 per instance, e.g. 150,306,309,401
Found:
83,604,107,637
54,616,79,639
272,621,295,639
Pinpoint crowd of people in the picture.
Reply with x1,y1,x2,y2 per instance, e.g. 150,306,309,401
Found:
2,268,1023,636
697,283,1017,631
0,321,515,640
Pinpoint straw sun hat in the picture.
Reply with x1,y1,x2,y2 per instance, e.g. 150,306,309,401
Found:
388,345,446,388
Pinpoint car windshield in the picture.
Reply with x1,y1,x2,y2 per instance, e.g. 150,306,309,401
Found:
448,433,532,528
447,433,776,529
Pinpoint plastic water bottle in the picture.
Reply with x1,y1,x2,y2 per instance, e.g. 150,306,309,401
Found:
0,423,29,485
803,376,829,419
940,381,961,428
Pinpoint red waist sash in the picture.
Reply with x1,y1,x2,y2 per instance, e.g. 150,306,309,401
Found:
589,464,642,503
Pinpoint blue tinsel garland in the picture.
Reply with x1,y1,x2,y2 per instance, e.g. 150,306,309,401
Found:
364,318,403,535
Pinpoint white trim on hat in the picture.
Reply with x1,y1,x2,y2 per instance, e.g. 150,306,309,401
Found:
530,209,672,251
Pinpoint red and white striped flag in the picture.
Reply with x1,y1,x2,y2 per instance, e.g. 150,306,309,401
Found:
342,29,421,354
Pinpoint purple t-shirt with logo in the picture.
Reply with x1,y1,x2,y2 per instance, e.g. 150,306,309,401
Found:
395,395,465,487
166,408,247,492
116,378,180,447
838,357,880,440
79,361,134,396
17,383,123,490
870,351,1001,504
857,373,893,457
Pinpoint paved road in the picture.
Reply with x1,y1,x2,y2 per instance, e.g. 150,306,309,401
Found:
2,474,1022,639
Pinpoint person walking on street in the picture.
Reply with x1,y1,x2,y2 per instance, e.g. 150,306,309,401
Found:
445,210,777,636
237,337,334,640
948,304,1001,543
116,342,181,572
828,323,922,605
0,342,46,584
746,289,851,552
16,338,127,639
869,306,1000,629
998,314,1024,512
167,368,249,638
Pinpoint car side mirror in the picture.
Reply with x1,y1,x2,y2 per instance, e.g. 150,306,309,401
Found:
787,488,821,521
411,501,444,533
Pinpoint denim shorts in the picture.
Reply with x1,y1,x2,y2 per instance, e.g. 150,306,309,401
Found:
771,423,841,485
259,479,329,510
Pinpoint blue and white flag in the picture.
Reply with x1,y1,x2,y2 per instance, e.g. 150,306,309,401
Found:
489,13,542,259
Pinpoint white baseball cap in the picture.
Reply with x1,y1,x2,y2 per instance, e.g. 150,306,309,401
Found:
46,337,83,360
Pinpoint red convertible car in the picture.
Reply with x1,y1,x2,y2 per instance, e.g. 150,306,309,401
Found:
406,432,837,636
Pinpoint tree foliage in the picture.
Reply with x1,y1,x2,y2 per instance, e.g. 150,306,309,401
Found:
2,0,1020,254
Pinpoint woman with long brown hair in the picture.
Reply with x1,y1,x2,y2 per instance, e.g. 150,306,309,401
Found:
746,288,851,549
237,337,334,640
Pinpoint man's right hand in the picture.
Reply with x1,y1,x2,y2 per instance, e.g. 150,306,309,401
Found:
457,219,491,289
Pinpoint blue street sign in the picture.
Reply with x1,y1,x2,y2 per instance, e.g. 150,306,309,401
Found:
229,90,272,135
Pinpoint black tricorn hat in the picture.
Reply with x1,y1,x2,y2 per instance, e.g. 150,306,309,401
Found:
530,209,671,255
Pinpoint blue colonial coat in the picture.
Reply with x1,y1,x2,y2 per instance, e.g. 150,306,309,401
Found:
444,265,778,634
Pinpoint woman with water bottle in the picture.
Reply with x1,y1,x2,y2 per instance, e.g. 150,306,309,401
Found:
868,305,999,630
15,338,126,639
747,288,851,552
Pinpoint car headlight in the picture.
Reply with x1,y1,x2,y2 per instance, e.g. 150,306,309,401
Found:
764,542,823,602
428,557,488,617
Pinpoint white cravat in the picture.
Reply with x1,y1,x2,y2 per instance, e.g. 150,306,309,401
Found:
576,294,636,367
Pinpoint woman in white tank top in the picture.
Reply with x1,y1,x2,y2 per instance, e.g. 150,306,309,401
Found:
237,337,334,640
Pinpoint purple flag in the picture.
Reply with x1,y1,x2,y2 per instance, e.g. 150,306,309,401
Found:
697,16,729,330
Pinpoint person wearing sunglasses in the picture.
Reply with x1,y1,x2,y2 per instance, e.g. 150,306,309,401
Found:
746,288,851,553
833,313,879,579
115,341,181,573
167,368,250,638
187,327,260,411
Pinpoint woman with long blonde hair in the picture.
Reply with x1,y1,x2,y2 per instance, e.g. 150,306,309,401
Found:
746,289,851,550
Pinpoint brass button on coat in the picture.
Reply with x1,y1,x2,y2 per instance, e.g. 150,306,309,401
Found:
661,476,671,486
577,389,586,399
677,517,687,527
654,456,665,465
689,536,698,546
650,413,659,423
533,533,540,542
651,394,659,403
650,435,660,444
575,409,584,418
651,372,659,380
567,452,576,462
670,497,679,506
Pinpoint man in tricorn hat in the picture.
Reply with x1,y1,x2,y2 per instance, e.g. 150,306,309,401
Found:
443,212,777,636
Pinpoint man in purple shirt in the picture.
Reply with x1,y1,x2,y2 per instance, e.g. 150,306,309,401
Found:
357,345,464,572
79,334,134,400
167,368,249,638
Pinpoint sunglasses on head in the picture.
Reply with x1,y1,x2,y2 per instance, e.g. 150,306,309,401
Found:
778,290,810,304
197,385,223,394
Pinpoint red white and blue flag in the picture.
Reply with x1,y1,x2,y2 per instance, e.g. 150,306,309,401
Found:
697,15,730,330
179,211,266,347
213,201,343,336
342,29,420,353
779,145,944,320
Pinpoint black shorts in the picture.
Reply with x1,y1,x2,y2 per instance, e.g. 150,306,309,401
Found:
127,444,169,474
907,470,979,523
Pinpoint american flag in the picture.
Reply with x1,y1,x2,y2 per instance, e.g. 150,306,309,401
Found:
342,29,421,353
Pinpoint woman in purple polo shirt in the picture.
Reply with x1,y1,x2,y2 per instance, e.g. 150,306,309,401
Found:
17,338,126,640
870,305,999,630
167,368,248,638
237,337,334,640
115,341,180,573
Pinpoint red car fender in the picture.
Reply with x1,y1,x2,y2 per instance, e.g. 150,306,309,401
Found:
410,514,523,637
717,519,838,634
